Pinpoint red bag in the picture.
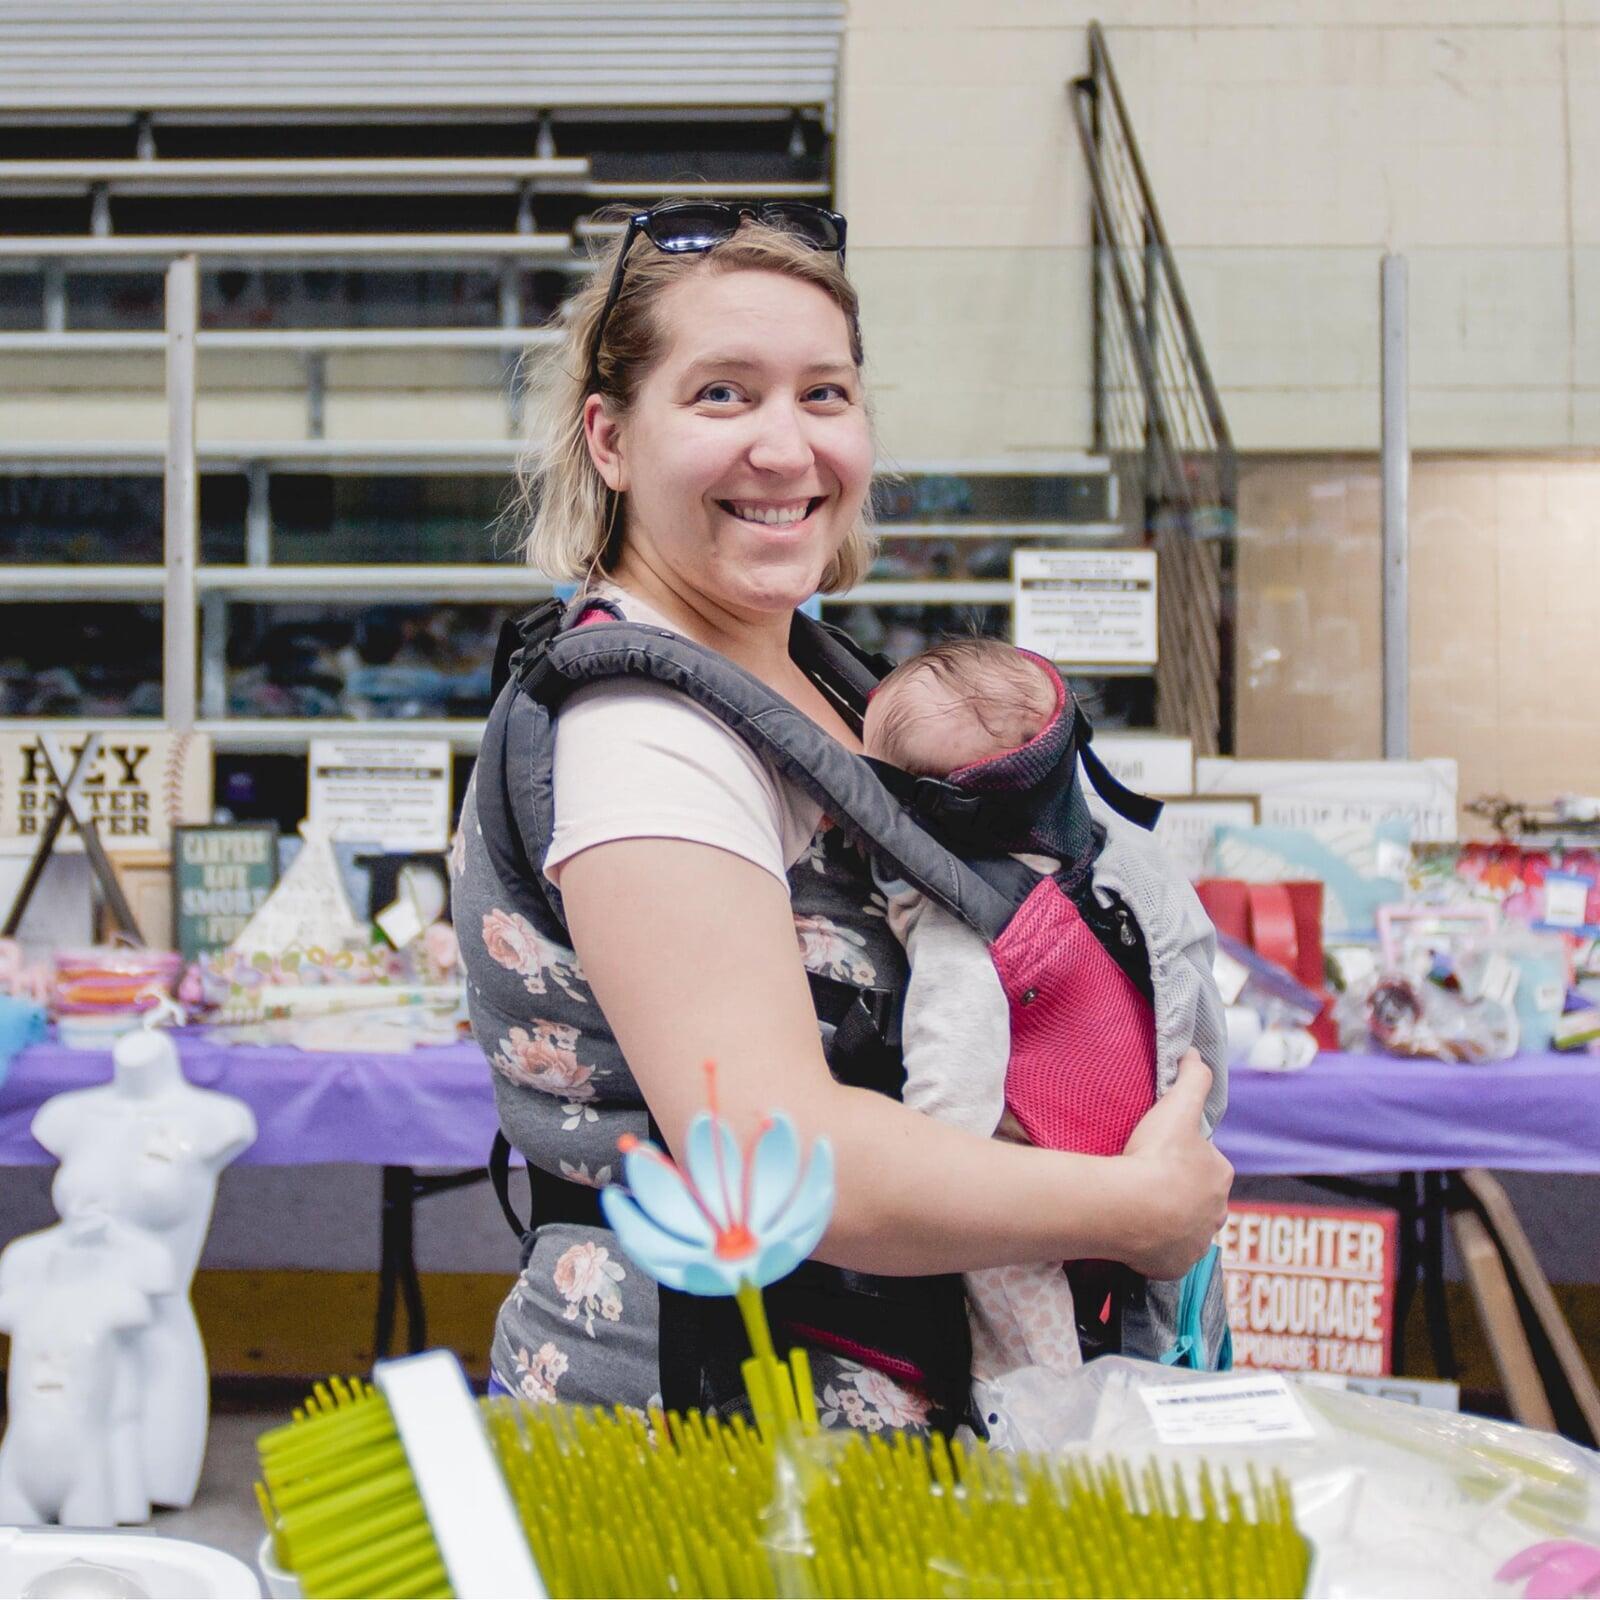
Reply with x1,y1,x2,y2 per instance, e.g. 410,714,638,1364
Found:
1195,878,1338,1048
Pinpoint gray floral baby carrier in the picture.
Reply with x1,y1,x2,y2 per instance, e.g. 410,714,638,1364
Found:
468,596,1229,1433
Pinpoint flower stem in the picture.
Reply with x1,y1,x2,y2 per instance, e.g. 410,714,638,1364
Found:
734,1278,778,1368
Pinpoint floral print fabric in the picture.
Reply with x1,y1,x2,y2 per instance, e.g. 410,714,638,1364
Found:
454,681,935,1432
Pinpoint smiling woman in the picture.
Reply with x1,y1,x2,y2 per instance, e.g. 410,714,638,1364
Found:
582,268,874,698
452,205,1230,1432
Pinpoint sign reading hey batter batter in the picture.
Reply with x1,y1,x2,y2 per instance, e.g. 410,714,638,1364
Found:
1012,550,1158,667
0,731,211,853
308,738,451,852
1221,1201,1399,1378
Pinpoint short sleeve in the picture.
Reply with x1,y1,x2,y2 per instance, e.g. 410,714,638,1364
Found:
545,677,821,889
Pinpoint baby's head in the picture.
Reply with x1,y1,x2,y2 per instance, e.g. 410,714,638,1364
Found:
863,639,1058,778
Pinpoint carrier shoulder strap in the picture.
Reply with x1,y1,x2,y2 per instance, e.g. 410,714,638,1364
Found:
521,617,1018,942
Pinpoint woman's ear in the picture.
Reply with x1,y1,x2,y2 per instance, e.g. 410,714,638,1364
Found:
582,393,627,493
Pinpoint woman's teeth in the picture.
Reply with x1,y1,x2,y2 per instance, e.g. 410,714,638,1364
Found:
723,499,818,526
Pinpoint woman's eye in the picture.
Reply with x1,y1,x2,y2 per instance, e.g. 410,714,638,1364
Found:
804,384,850,404
698,383,742,404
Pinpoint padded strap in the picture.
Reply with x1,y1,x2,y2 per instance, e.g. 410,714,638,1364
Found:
787,611,891,723
541,621,1020,942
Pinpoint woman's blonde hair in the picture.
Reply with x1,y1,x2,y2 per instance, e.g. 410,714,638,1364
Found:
515,208,877,594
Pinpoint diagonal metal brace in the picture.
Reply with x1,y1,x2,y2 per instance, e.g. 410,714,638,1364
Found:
1,733,144,943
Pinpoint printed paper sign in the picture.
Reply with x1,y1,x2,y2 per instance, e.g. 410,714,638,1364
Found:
1139,1373,1315,1445
1012,550,1158,667
0,731,211,853
1093,734,1194,797
1196,758,1458,843
1152,797,1258,879
308,739,451,852
1543,873,1593,929
1221,1201,1398,1378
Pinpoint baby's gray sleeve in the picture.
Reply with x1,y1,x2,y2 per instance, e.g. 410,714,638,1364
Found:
895,896,1011,1138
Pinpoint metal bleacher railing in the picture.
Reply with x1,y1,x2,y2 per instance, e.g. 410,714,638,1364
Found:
1069,20,1238,757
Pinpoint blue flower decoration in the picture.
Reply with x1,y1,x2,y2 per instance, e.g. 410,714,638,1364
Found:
600,1107,834,1297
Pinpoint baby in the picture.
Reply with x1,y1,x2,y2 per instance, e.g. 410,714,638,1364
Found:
863,638,1159,1392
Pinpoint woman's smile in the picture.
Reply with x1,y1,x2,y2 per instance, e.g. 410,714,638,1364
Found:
716,494,827,530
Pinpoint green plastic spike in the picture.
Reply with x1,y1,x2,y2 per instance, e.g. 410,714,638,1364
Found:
258,1372,1312,1600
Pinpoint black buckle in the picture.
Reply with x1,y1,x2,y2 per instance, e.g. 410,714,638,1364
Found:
910,776,981,820
503,597,573,708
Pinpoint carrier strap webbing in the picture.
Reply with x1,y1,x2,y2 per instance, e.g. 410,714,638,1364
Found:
1078,741,1164,831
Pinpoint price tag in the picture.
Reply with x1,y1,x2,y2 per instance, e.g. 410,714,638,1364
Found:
1213,949,1250,1006
1376,838,1412,880
1544,873,1593,929
1139,1374,1315,1446
1479,955,1520,1009
1535,981,1566,1014
376,894,425,950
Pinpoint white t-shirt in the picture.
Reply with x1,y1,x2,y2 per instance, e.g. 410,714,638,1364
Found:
543,591,824,889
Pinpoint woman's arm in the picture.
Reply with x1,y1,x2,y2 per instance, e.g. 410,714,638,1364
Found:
560,837,1231,1281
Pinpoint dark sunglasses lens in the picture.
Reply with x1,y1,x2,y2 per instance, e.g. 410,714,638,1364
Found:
643,205,739,253
760,204,843,251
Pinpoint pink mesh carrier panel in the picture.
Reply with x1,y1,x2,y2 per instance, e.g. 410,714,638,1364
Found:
990,877,1157,1156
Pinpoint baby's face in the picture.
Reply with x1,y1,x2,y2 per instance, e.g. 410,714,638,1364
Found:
864,674,1021,777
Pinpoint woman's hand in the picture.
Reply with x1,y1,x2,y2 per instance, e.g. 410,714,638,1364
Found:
1115,1051,1234,1281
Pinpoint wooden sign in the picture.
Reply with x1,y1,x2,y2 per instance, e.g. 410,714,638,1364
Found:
1221,1200,1399,1378
172,823,279,962
0,731,211,853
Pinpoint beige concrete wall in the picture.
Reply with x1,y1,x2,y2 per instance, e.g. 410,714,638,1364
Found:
1236,453,1600,817
841,1,1598,456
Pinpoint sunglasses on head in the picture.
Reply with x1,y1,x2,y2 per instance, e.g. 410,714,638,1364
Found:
585,201,848,393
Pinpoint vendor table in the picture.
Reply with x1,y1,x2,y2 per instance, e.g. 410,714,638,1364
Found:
8,1037,1596,1175
3,1038,1597,1372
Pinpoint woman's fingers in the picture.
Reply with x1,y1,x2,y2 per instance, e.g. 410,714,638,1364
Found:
1123,1050,1211,1157
1166,1049,1212,1120
1118,1049,1233,1279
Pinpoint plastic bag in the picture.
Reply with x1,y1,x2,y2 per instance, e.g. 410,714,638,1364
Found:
967,1357,1600,1598
1334,967,1519,1062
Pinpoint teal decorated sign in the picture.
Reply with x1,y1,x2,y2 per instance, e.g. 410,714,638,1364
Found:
173,823,279,961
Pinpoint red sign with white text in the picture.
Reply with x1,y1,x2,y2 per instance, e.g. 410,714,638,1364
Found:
1220,1201,1399,1377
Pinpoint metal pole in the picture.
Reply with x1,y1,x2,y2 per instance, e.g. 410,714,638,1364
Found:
164,255,199,730
245,460,271,566
1380,253,1409,759
200,593,227,719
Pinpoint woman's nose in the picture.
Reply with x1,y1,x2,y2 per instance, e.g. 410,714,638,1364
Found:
747,401,814,475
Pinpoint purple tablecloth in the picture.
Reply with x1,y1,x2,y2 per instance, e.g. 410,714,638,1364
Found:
1219,1048,1600,1177
0,1035,498,1169
2,1035,1597,1176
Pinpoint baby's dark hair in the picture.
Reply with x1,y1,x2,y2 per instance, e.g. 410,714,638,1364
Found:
869,638,1057,775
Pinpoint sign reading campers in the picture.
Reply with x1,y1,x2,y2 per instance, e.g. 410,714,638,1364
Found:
0,731,211,853
1221,1200,1398,1378
308,738,451,853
